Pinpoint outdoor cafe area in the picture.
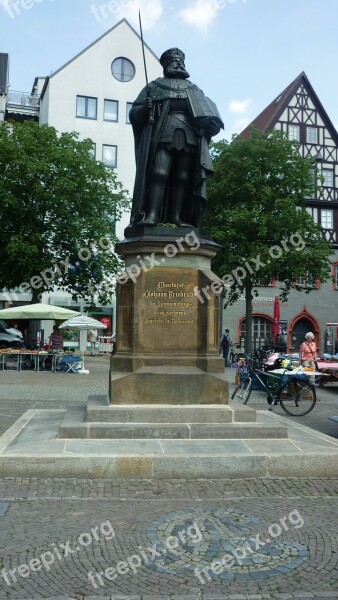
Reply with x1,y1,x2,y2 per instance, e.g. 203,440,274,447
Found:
0,304,112,375
0,349,82,373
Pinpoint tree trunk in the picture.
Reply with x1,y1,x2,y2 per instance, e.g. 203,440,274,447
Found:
245,279,253,355
29,287,42,348
31,288,41,304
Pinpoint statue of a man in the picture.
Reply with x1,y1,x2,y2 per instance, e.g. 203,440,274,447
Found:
128,48,223,229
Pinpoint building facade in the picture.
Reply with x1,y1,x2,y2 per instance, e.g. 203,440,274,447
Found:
224,72,338,355
38,19,161,239
0,20,162,340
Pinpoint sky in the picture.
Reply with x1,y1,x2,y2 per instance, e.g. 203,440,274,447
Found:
1,0,338,139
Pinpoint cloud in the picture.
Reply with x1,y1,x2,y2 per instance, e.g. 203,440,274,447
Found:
179,0,218,32
229,99,251,113
116,0,164,30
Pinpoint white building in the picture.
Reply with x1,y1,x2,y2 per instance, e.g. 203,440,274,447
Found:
39,18,161,239
0,20,162,344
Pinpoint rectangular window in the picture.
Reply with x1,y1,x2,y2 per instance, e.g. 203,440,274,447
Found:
102,144,117,168
306,166,317,199
322,169,333,187
104,99,118,122
321,209,333,229
126,102,133,123
89,143,96,159
76,95,97,119
288,125,300,141
296,273,317,288
306,127,318,144
296,275,306,287
335,264,338,290
306,206,318,223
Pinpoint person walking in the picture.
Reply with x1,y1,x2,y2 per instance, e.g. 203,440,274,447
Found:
221,328,232,367
299,332,317,367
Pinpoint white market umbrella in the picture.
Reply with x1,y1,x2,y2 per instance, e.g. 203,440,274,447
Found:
59,315,107,374
0,303,82,320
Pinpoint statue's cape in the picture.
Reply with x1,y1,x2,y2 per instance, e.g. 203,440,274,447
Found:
129,77,223,226
134,78,223,123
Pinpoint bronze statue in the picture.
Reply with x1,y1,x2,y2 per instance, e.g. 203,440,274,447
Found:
128,48,223,229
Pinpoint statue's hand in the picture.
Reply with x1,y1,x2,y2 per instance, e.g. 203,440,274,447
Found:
207,117,221,136
144,97,153,111
130,98,154,123
139,97,153,119
196,116,221,137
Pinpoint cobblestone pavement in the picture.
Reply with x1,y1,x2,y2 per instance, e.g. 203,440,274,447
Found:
1,360,338,599
0,477,337,599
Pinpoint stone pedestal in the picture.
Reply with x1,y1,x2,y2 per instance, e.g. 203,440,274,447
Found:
110,227,228,405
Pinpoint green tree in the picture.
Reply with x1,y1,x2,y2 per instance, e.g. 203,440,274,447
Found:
204,128,332,353
0,121,129,305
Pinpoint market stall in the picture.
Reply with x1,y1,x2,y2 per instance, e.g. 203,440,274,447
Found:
317,322,338,385
316,360,338,386
0,349,82,372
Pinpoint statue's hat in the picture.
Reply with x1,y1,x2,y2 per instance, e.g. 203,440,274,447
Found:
160,48,185,69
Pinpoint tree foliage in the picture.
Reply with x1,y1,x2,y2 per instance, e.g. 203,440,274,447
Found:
0,121,129,305
204,128,333,352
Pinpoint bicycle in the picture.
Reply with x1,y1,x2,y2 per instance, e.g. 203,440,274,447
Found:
229,344,243,366
231,356,317,416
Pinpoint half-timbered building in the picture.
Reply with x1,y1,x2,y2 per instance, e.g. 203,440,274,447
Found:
224,72,338,354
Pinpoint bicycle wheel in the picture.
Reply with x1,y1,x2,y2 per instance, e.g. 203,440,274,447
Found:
231,378,252,404
278,380,316,416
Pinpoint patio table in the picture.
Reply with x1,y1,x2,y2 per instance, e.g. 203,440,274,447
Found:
316,361,338,385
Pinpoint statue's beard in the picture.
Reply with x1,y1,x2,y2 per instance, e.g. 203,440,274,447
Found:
165,66,190,79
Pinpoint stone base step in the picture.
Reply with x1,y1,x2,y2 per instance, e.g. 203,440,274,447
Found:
87,395,256,423
59,407,287,440
4,409,338,480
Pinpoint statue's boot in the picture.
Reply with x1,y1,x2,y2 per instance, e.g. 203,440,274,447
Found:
139,195,162,226
140,217,156,226
172,195,194,227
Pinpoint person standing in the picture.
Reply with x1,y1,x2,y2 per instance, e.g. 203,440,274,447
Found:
299,332,317,367
88,328,98,356
221,328,232,367
49,325,63,351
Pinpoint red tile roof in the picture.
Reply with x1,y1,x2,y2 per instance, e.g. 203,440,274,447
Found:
240,72,306,138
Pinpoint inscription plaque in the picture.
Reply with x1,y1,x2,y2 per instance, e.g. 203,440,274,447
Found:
137,267,199,354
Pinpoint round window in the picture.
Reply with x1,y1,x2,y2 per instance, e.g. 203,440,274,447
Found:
111,57,135,82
